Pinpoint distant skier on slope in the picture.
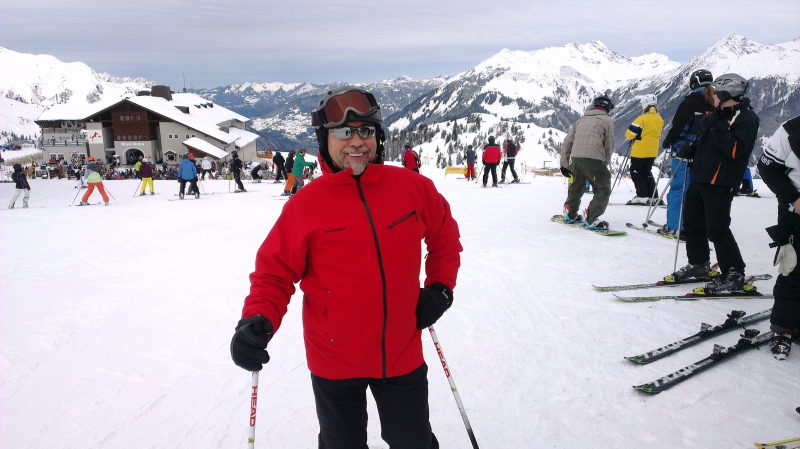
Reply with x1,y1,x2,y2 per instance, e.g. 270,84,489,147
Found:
657,69,717,238
8,163,31,209
481,136,501,187
283,150,296,196
79,157,109,206
201,157,213,180
625,94,664,205
500,137,520,183
668,74,759,294
138,157,155,196
464,145,477,181
178,153,199,199
231,151,246,192
758,114,800,360
273,151,287,183
559,95,615,230
402,143,421,173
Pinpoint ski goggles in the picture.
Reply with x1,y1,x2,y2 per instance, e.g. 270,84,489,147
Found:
327,126,376,140
311,89,381,128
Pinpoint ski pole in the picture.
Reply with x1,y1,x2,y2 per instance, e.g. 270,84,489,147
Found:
644,157,679,227
71,187,82,205
611,141,633,194
199,178,205,194
428,327,479,449
247,371,259,449
105,185,118,202
133,180,142,197
673,159,690,273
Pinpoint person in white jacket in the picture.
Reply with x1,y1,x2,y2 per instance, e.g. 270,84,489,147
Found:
201,157,213,180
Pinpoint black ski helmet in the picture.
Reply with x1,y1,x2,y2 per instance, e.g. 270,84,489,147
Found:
311,86,385,172
231,150,238,158
593,96,615,113
689,69,714,90
488,136,496,144
713,73,749,102
13,163,22,171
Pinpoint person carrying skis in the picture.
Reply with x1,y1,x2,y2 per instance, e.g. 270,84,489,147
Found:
283,150,296,196
79,157,109,206
273,151,287,183
757,114,800,360
231,151,246,192
230,86,462,449
402,143,421,173
481,135,502,187
668,74,759,294
500,137,520,183
201,157,212,180
139,157,155,196
625,94,664,204
178,153,199,199
559,96,615,229
291,148,314,194
657,69,717,238
8,163,31,209
464,144,477,181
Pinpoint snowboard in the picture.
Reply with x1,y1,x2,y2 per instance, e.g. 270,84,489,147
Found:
550,215,626,236
754,437,800,449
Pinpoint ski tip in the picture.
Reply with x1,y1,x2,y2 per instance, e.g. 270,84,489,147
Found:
632,385,659,395
624,356,645,365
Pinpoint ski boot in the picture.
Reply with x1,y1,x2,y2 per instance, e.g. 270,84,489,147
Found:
179,192,185,200
694,269,755,295
78,202,89,206
481,183,487,188
769,331,793,360
492,183,499,187
510,179,520,184
23,204,29,208
150,192,155,195
104,202,109,206
7,205,13,209
195,191,200,199
664,261,715,283
585,219,609,230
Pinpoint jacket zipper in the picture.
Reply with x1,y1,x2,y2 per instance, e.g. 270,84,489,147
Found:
388,210,418,229
355,178,389,382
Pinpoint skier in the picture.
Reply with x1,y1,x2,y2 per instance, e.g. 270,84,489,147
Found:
464,144,477,181
559,96,615,229
250,161,263,183
201,157,212,180
178,153,199,199
231,151,246,192
500,137,520,183
273,151,287,183
139,157,155,196
79,157,109,206
668,74,759,294
625,94,664,204
757,114,800,360
481,136,502,187
402,143,421,173
657,69,717,238
134,155,144,179
230,86,461,449
283,150,296,196
8,163,31,209
291,148,314,194
71,152,85,189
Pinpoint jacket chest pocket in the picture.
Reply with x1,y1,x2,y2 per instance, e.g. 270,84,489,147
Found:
388,210,419,230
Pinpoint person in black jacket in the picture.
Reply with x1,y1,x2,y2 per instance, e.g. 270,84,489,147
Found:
500,138,520,183
669,74,760,294
8,163,31,209
273,151,287,183
757,115,800,360
231,151,246,192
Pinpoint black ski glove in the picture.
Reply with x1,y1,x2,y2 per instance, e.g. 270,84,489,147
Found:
416,283,453,329
675,143,695,161
230,316,274,371
560,167,571,178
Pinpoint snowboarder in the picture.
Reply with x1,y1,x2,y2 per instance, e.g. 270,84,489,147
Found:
625,94,664,204
283,150,296,196
79,157,109,206
481,136,501,187
8,163,31,209
500,138,520,183
559,96,616,229
464,145,477,180
139,157,155,196
231,151,246,192
402,143,421,173
757,114,800,360
658,69,717,237
669,74,759,294
178,153,199,199
273,151,287,182
230,86,461,449
201,157,212,180
291,148,314,194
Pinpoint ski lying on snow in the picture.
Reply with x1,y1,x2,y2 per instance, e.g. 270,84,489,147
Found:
624,308,772,365
633,329,774,394
626,223,680,241
550,215,626,236
594,272,772,292
755,437,800,449
614,289,773,302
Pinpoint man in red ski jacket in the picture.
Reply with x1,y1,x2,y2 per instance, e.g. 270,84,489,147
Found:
401,143,421,172
230,86,462,449
481,135,502,187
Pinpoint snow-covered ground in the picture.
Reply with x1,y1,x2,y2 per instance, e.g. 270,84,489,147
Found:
1,168,797,448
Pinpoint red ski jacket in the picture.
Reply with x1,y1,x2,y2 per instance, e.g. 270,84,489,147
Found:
402,149,420,170
242,162,462,380
482,144,502,164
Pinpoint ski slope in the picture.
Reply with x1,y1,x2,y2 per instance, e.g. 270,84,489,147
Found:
1,168,797,448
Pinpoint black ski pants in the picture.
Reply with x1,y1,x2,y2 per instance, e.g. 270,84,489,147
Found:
311,363,439,449
630,157,657,198
500,157,518,181
771,211,800,331
482,163,498,185
233,170,244,190
683,182,745,276
179,177,198,195
275,164,287,181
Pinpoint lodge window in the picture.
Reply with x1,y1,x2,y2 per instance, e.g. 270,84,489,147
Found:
166,152,176,161
191,134,196,138
185,134,189,139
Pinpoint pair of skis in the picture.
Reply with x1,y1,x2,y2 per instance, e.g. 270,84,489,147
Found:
594,273,773,302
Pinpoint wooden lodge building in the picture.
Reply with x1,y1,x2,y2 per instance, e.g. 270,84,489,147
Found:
35,86,259,165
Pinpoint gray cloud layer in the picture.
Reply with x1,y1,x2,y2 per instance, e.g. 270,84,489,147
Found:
1,0,797,88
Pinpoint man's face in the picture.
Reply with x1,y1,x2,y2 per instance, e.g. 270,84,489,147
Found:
327,121,378,175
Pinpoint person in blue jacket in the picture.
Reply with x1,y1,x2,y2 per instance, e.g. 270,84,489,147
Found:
658,69,717,238
178,153,199,199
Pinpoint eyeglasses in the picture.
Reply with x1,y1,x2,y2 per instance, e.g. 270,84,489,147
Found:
312,89,380,128
328,126,376,140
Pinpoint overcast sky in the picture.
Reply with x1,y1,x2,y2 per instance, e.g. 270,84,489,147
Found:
1,0,797,89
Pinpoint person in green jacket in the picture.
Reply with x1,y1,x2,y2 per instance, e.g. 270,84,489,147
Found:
291,148,315,195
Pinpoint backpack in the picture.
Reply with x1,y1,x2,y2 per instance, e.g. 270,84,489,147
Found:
412,150,421,167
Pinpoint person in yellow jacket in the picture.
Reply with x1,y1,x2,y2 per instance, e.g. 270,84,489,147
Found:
625,94,664,205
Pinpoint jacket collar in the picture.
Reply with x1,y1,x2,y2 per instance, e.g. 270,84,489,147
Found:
321,159,385,185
